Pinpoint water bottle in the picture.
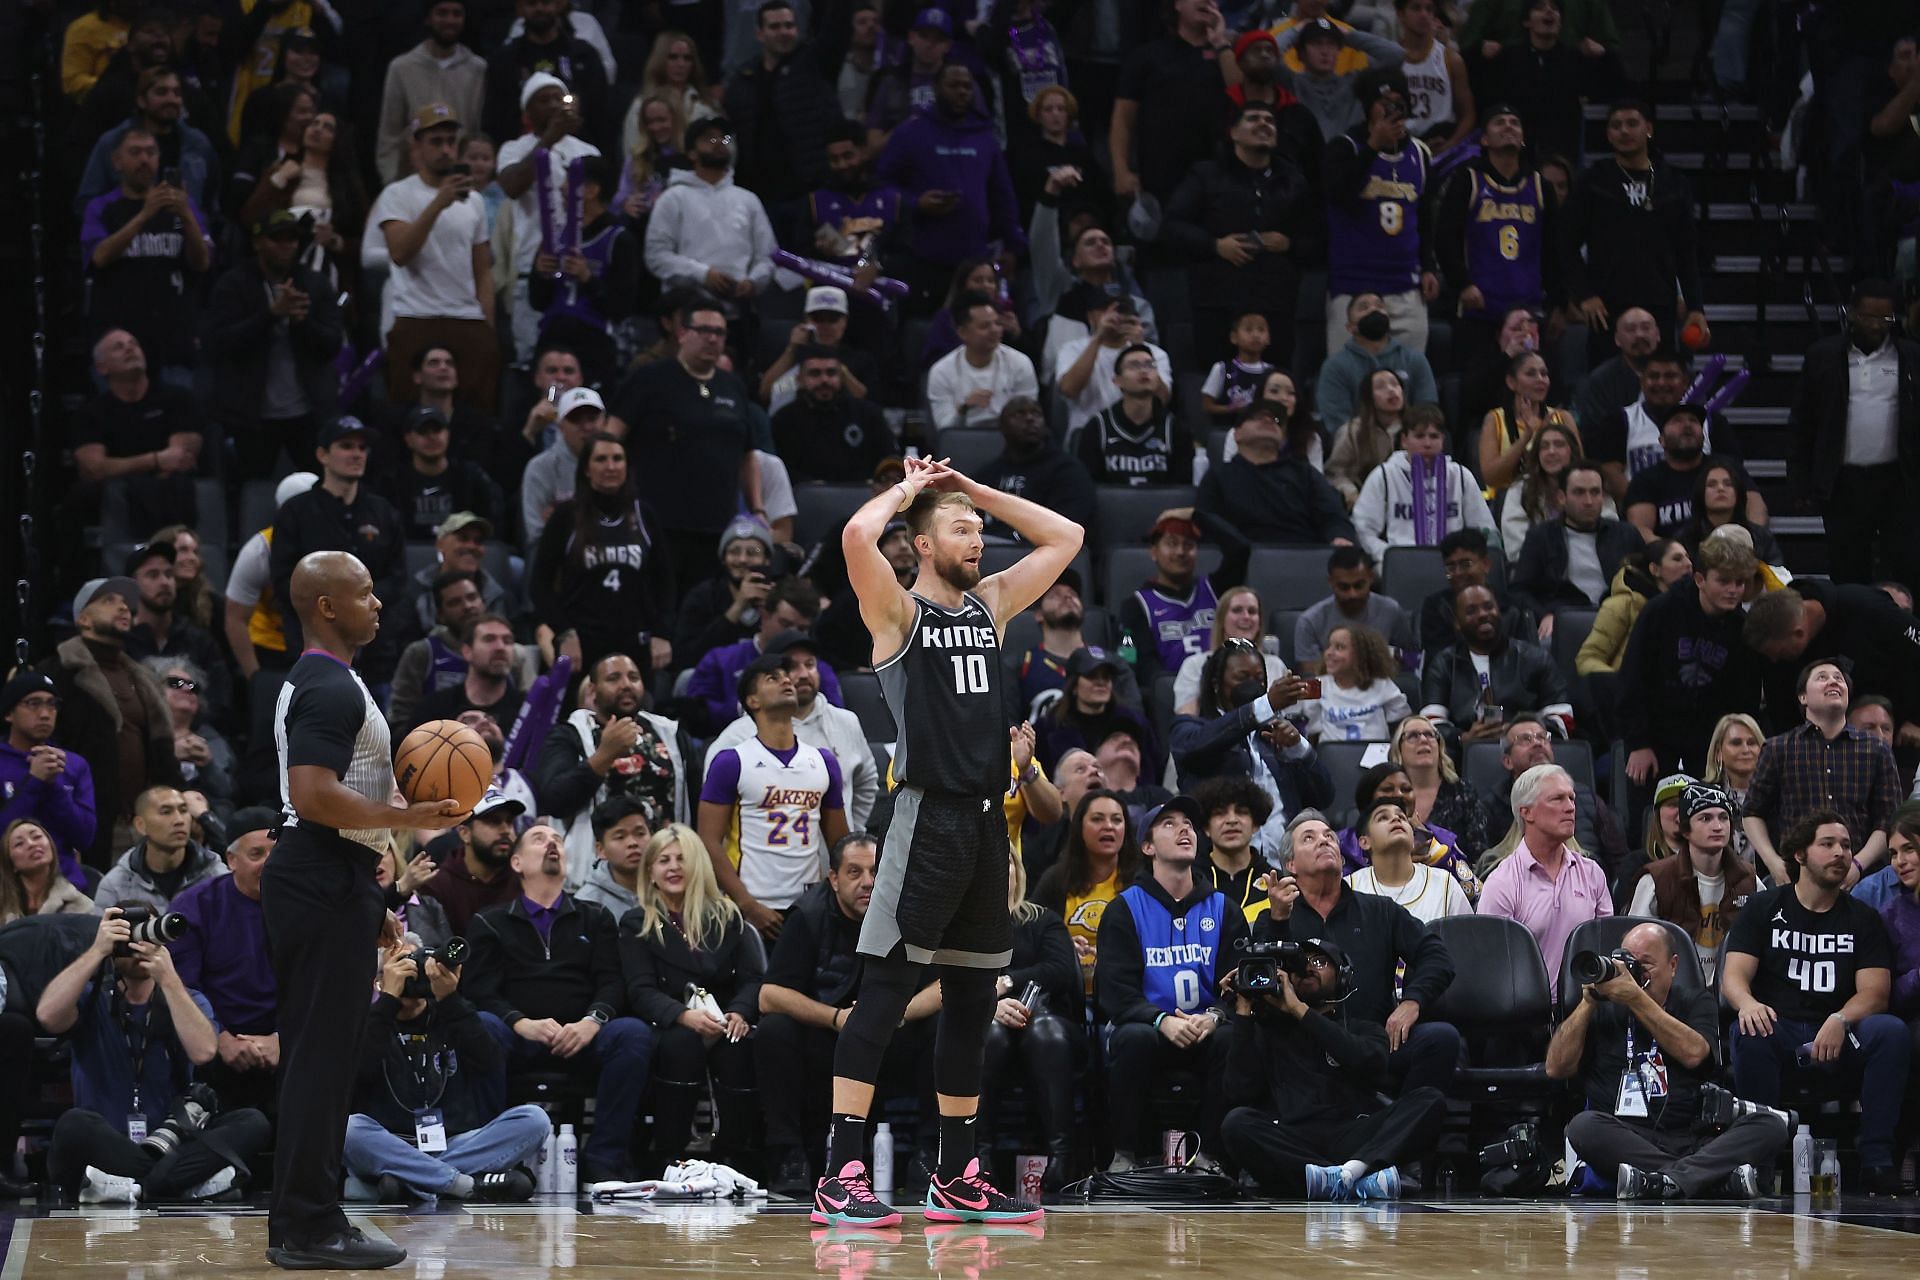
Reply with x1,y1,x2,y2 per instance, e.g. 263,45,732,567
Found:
1118,629,1138,667
873,1122,896,1195
1791,1124,1813,1194
532,1123,552,1192
557,1124,579,1196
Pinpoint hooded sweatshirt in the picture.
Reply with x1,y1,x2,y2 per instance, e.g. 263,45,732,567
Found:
1615,578,1760,772
1316,337,1439,430
92,839,228,915
876,107,1028,267
643,167,778,294
1351,450,1498,561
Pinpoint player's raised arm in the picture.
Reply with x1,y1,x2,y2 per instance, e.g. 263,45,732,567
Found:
944,468,1085,630
843,455,943,658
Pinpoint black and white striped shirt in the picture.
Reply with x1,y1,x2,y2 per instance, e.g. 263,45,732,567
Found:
275,651,394,852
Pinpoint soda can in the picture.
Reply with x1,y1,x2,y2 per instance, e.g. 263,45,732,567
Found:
1162,1129,1194,1169
1017,1154,1048,1201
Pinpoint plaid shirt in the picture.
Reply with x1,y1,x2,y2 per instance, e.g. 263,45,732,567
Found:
1743,720,1901,846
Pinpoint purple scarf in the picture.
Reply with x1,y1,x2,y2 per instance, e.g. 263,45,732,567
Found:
1409,453,1447,546
532,146,587,257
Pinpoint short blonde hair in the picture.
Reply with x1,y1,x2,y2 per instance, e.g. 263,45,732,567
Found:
905,489,978,538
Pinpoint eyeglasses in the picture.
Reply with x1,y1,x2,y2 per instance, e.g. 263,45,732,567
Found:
166,676,200,693
14,696,57,711
1223,636,1259,655
1399,728,1438,742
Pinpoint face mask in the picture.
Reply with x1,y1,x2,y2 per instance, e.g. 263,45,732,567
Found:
1355,311,1392,342
1229,678,1266,710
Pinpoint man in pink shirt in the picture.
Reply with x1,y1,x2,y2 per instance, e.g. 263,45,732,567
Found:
1479,764,1612,996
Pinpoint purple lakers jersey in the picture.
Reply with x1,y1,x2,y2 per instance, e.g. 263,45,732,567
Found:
1462,169,1546,316
1328,139,1430,297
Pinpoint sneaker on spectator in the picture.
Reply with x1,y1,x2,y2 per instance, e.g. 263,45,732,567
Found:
1303,1164,1353,1202
1354,1166,1402,1201
471,1169,536,1202
1616,1164,1679,1199
79,1166,140,1204
1720,1165,1761,1199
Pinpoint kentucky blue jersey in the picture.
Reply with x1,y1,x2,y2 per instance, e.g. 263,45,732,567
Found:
1120,885,1227,1014
1328,139,1430,297
1462,169,1546,316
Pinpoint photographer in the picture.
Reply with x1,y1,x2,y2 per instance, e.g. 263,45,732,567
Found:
1255,807,1459,1094
342,937,548,1202
1220,936,1446,1201
1548,922,1784,1198
1096,798,1246,1173
37,908,270,1202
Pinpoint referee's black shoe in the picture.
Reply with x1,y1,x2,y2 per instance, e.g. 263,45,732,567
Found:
266,1228,408,1270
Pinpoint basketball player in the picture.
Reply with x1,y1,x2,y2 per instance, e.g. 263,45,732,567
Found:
698,653,850,936
264,551,467,1270
812,456,1082,1227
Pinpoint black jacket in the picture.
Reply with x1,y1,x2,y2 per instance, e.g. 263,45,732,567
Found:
35,636,180,868
1223,1000,1389,1124
770,393,896,484
268,484,409,678
1169,703,1335,813
1251,881,1455,1026
1789,333,1920,504
671,575,757,667
201,258,342,436
723,47,843,204
1162,149,1323,312
1196,453,1354,546
618,909,765,1030
529,713,697,831
1509,517,1644,610
1096,869,1250,1026
1421,636,1572,735
976,443,1096,541
1418,584,1537,666
1615,578,1761,767
1008,906,1082,1022
1759,578,1920,732
464,893,625,1028
1560,154,1702,318
355,992,502,1137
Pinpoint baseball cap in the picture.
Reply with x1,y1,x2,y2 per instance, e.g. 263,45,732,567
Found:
409,101,460,135
872,456,907,486
685,115,732,152
436,511,493,540
555,387,605,419
0,672,58,719
1149,507,1203,542
519,71,567,111
1051,566,1083,597
1663,401,1709,428
1481,101,1525,128
315,414,370,448
472,787,526,822
1297,16,1344,45
736,652,793,707
226,806,282,844
123,539,176,575
253,208,302,239
805,285,849,316
404,405,450,434
72,576,139,621
912,7,955,35
1066,647,1123,682
1652,773,1695,807
275,471,319,510
1140,795,1205,838
766,628,821,659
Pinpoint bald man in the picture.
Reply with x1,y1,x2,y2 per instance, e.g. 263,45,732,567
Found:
263,552,467,1270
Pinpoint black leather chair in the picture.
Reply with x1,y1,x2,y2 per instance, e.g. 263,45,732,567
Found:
839,670,897,741
1423,915,1559,1143
1555,917,1715,1065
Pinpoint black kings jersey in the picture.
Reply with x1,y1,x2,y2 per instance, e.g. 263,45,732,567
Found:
877,592,1003,797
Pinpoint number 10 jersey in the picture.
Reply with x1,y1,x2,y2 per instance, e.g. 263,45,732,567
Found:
876,591,1004,797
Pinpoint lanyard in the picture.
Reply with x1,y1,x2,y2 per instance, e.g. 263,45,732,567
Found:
112,983,154,1115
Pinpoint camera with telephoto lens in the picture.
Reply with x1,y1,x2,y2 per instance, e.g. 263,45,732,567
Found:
1571,948,1645,991
1696,1082,1797,1133
402,936,469,999
1229,938,1304,995
113,906,189,958
139,1082,221,1158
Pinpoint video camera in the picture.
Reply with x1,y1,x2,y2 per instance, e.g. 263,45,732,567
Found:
402,936,469,1000
1570,948,1645,992
113,906,189,958
1229,938,1304,995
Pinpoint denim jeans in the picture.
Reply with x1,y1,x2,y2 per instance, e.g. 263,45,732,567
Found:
1731,1013,1912,1167
342,1104,552,1199
478,1012,654,1173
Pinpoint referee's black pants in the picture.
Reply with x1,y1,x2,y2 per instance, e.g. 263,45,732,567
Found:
1221,1087,1448,1197
262,834,386,1248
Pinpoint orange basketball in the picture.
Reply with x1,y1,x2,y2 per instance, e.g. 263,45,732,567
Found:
1680,321,1706,350
393,720,492,815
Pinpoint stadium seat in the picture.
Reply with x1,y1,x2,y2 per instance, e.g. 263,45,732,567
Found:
1554,917,1709,1040
239,477,279,536
1462,738,1595,797
933,427,1005,477
1092,485,1198,549
1423,914,1555,1097
1266,609,1303,669
100,476,229,554
1099,545,1219,611
1246,546,1332,612
839,670,897,741
1315,740,1384,827
791,482,871,549
1549,608,1598,691
982,544,1093,593
404,541,437,580
1379,546,1446,613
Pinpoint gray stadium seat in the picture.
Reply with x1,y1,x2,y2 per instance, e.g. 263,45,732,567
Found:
1092,485,1198,549
1550,607,1598,691
239,477,280,536
100,476,229,553
933,427,1005,477
404,542,437,580
981,544,1093,594
791,483,870,549
1099,544,1220,610
1463,738,1595,798
1246,546,1332,612
839,670,897,740
1266,609,1303,670
1380,546,1446,613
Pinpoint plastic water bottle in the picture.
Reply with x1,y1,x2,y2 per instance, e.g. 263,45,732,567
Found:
872,1123,895,1195
1791,1124,1813,1194
537,1125,557,1193
557,1124,579,1195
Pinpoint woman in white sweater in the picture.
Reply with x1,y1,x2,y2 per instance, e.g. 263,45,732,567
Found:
1351,407,1498,562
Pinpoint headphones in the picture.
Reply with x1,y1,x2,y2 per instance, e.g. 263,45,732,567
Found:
1300,937,1357,1004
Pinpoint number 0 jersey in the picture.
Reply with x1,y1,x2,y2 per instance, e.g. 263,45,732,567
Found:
877,591,1004,797
1328,137,1431,297
1119,884,1228,1015
700,736,845,910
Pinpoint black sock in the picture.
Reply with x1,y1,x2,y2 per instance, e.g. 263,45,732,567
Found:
825,1114,868,1175
937,1114,979,1179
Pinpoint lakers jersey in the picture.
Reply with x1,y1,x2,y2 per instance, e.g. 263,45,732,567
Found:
702,736,843,910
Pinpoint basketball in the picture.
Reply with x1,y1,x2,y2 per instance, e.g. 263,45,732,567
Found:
1681,321,1706,349
393,719,492,815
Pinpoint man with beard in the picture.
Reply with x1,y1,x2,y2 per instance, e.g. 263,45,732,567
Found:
1585,350,1712,506
724,1,843,210
1224,30,1324,189
124,540,231,728
412,614,531,732
1624,404,1759,539
377,0,487,184
72,11,219,153
645,118,776,316
391,559,523,716
75,66,221,214
1117,509,1251,689
465,823,653,1184
762,287,881,413
1010,569,1138,722
481,0,611,151
1511,461,1643,610
1574,308,1661,440
699,654,850,938
770,348,895,483
533,653,692,884
1420,585,1572,744
710,633,879,831
419,789,526,940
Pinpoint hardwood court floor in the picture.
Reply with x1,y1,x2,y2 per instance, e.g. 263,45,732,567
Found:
4,1196,1918,1278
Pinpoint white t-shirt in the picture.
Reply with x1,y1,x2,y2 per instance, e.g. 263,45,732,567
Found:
495,133,603,275
1055,336,1172,434
1626,868,1726,975
368,175,491,322
1303,676,1412,743
926,344,1039,431
1348,862,1473,924
226,531,271,608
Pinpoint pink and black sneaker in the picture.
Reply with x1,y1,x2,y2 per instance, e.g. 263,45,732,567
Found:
925,1158,1044,1224
811,1161,903,1228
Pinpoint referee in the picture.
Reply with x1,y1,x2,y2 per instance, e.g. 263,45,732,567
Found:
265,552,466,1270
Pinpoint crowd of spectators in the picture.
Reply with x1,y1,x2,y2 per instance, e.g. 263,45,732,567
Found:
10,0,1920,1208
